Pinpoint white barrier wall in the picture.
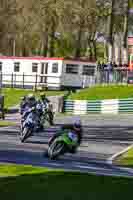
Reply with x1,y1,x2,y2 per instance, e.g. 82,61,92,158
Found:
101,99,119,114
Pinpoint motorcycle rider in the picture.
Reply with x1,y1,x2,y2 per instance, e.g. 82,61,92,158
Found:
20,93,38,125
47,118,83,154
23,94,37,111
40,92,50,105
20,93,46,132
20,94,37,114
38,92,54,126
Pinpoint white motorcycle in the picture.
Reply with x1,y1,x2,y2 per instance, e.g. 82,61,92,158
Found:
20,107,38,143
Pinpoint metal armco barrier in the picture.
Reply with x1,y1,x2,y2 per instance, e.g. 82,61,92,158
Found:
64,98,133,114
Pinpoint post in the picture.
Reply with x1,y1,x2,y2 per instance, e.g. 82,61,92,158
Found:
14,73,16,88
126,68,128,85
1,95,4,120
0,95,5,120
23,73,24,89
34,73,37,91
0,72,2,95
11,73,14,88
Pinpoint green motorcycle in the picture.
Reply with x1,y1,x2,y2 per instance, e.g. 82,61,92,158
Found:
47,131,78,159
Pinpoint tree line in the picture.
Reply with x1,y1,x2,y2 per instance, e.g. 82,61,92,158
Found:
0,0,132,62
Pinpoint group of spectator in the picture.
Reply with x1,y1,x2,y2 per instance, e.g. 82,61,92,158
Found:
96,62,129,84
97,62,128,71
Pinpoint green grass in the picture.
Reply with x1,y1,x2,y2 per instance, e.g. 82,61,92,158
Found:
115,147,133,167
0,164,58,176
0,120,16,127
1,88,67,108
3,86,133,108
68,85,133,100
0,164,133,200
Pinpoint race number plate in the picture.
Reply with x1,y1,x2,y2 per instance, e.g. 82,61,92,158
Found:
68,132,78,142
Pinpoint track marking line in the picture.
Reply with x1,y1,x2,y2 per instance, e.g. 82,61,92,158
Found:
107,144,133,164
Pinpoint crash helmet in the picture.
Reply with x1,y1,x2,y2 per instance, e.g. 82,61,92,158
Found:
27,93,36,102
73,118,82,131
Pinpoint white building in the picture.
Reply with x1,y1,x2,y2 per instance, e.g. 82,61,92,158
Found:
0,56,97,90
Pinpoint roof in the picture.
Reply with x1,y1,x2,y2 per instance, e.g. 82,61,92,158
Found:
0,56,96,63
64,57,96,63
0,56,64,60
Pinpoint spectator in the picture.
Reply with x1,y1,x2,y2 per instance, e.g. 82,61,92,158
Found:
107,62,113,83
119,63,123,68
107,62,113,71
102,62,108,83
113,62,117,68
123,63,128,68
103,62,107,70
97,61,101,71
100,62,104,71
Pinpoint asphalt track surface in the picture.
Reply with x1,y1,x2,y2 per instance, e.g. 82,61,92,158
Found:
1,113,133,177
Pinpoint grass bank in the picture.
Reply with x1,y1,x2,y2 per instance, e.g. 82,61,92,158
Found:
2,86,133,108
68,85,133,100
0,164,133,200
0,120,16,127
114,147,133,167
1,88,67,108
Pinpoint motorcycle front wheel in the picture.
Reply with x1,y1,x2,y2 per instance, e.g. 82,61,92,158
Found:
48,141,65,159
20,127,32,143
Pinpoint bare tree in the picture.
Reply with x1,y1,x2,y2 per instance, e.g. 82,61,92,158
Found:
0,0,21,55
